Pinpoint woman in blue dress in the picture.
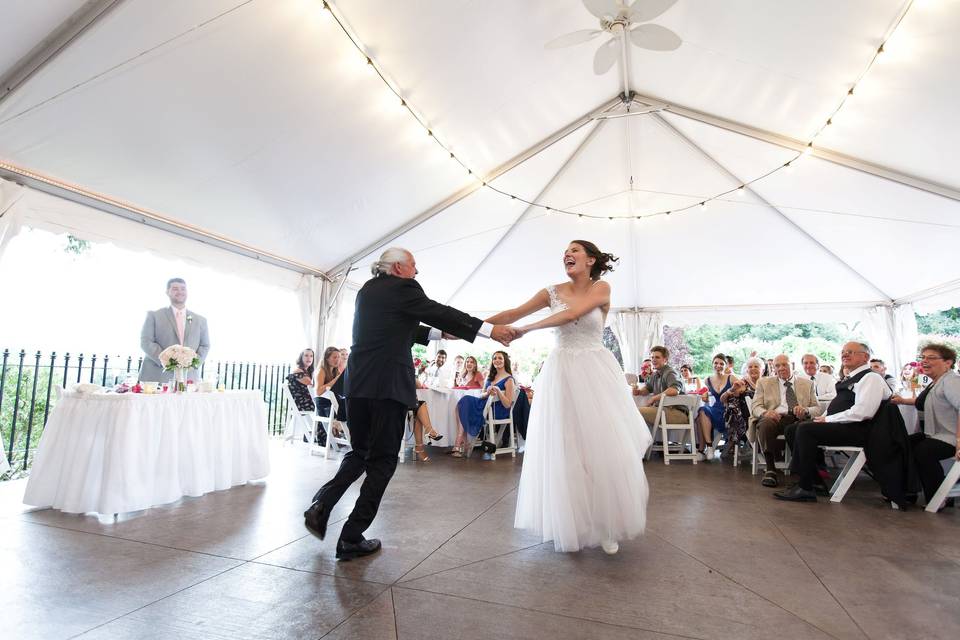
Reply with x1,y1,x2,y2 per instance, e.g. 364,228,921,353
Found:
696,353,735,461
450,351,516,458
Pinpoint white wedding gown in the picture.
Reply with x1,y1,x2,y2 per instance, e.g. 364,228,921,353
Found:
514,285,652,552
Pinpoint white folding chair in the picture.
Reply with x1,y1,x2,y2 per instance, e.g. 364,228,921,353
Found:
925,459,960,513
819,446,867,503
318,391,352,460
732,396,754,467
646,395,700,465
466,388,520,460
282,385,319,452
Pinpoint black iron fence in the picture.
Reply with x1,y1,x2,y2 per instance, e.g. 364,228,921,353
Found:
0,349,293,478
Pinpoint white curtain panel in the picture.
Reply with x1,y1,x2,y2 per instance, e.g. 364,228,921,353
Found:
613,310,662,374
860,304,919,375
296,274,324,353
319,272,348,350
0,180,26,263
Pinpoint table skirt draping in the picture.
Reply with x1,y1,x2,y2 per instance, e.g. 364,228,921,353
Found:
23,391,270,515
416,388,483,442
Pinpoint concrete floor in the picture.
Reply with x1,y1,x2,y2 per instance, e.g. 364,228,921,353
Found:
2,442,958,640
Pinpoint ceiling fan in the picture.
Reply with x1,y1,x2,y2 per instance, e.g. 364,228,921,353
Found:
546,0,682,74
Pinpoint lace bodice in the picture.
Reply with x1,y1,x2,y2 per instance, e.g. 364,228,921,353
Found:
547,285,605,351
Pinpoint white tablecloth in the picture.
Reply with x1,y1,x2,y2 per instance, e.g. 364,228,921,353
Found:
23,390,270,515
416,387,483,442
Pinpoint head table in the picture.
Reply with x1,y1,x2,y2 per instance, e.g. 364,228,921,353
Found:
23,390,270,515
416,387,483,442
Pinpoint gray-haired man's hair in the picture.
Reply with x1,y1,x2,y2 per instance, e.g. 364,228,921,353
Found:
851,341,872,355
801,353,819,364
371,247,411,276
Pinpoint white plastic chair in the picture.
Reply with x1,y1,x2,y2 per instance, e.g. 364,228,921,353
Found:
646,395,700,465
282,384,319,451
318,391,351,460
819,446,867,503
466,387,519,460
925,459,960,513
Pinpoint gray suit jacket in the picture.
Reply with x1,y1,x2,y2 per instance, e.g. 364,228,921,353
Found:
139,307,210,382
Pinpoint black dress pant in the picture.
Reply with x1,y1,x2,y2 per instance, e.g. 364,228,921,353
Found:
908,432,956,502
312,397,407,543
787,420,871,490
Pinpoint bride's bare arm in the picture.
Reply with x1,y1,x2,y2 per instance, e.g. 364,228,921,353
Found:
484,289,550,325
517,282,610,335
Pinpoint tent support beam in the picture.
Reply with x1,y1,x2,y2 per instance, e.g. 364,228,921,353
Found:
647,111,894,302
0,0,125,106
630,93,960,204
0,161,327,278
894,278,960,306
444,116,612,306
330,96,624,279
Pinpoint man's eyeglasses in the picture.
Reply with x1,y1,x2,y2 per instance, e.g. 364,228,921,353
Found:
839,350,868,356
919,355,943,361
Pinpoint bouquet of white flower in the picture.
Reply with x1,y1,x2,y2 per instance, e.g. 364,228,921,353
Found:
159,345,201,372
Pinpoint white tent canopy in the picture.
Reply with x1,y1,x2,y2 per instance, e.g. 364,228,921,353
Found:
3,0,960,372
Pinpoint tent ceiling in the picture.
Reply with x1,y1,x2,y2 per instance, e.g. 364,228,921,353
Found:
1,0,959,316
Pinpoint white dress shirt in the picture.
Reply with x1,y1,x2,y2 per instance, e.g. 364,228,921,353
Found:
774,375,796,414
801,371,837,401
825,364,892,423
427,322,494,341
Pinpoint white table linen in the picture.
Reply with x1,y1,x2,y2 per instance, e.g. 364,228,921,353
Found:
23,390,270,515
0,446,9,475
416,387,483,442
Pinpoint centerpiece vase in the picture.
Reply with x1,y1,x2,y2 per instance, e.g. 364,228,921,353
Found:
174,368,186,393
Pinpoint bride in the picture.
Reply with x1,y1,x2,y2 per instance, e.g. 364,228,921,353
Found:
486,240,652,554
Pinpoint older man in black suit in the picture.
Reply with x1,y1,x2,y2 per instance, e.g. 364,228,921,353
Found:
303,247,515,560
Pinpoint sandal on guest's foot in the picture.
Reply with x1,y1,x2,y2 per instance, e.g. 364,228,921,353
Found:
413,445,431,462
447,446,464,458
427,431,443,442
761,470,779,487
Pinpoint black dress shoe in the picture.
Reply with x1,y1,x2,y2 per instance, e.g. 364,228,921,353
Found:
773,484,817,502
812,480,831,497
303,501,330,541
336,538,382,561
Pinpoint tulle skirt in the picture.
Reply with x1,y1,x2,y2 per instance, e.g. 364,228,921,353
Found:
514,346,652,552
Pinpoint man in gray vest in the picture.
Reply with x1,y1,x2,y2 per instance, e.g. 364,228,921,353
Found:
775,341,891,502
139,278,211,382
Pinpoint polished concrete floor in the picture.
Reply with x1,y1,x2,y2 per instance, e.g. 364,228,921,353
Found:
2,442,959,640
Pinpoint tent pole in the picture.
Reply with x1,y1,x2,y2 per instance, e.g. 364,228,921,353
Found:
329,96,624,279
0,0,126,107
444,115,614,306
894,278,960,306
646,110,894,302
630,93,960,204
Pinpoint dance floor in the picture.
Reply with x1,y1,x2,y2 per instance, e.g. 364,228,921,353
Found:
2,442,959,640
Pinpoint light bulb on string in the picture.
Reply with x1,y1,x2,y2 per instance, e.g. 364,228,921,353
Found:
699,201,708,210
734,185,746,196
803,142,814,156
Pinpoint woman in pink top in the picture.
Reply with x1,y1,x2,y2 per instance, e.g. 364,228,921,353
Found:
455,356,484,389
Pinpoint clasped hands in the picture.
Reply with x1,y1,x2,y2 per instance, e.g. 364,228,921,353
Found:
442,325,524,346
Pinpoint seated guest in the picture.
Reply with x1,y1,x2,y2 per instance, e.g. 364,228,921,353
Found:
451,351,516,458
776,341,891,502
411,379,443,462
454,355,484,389
870,358,899,393
724,355,735,376
286,348,316,412
638,358,654,383
695,354,736,461
722,356,764,457
799,353,837,401
633,345,684,432
679,364,701,393
891,343,960,510
316,346,347,423
424,349,454,387
751,355,821,487
452,355,465,386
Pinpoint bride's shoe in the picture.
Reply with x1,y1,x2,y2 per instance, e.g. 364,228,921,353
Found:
601,540,619,555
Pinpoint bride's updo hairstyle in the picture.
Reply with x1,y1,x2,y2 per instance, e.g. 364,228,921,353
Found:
571,240,619,280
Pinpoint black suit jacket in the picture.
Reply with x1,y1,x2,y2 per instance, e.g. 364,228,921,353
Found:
344,275,484,407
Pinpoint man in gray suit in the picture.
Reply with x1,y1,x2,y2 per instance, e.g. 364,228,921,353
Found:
139,278,211,382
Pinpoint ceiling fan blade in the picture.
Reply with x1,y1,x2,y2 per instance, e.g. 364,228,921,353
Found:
545,29,602,49
582,0,618,19
625,0,679,23
629,23,682,51
593,38,621,74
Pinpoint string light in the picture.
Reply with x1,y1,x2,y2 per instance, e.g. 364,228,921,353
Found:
318,0,917,223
